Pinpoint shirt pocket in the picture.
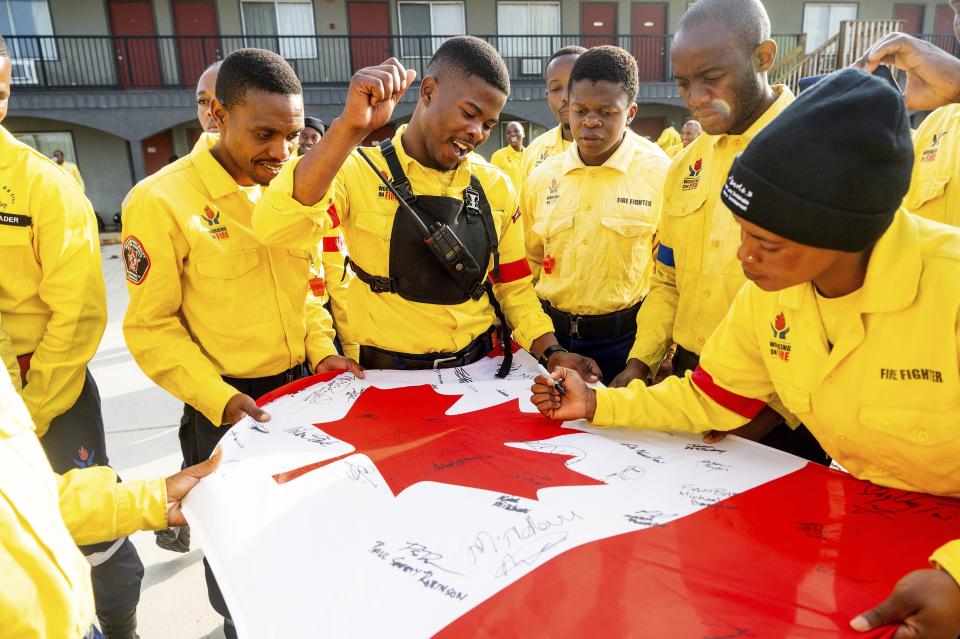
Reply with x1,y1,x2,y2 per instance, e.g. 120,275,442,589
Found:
598,216,656,281
664,191,707,273
903,175,949,213
857,402,960,491
192,249,271,324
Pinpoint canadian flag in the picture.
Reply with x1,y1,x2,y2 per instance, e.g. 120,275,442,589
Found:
183,352,956,638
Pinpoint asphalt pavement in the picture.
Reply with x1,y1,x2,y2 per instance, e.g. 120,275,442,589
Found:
95,240,224,639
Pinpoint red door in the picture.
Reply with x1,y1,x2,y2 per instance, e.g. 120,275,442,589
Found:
109,1,162,88
893,4,925,35
173,1,219,87
581,2,618,48
631,3,667,81
141,130,175,176
933,4,957,53
348,2,392,72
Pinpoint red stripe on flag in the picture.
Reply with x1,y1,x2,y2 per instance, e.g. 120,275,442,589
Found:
489,258,531,284
327,203,340,229
438,463,946,638
322,236,341,252
691,365,766,419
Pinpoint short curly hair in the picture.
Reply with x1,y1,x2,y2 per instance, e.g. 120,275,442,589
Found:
216,48,302,109
426,36,510,95
569,45,639,104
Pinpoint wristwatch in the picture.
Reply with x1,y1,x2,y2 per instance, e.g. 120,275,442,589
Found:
538,344,569,369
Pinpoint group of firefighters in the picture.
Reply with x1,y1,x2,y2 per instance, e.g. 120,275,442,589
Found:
2,0,960,636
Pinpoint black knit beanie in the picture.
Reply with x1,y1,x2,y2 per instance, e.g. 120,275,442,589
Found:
720,68,913,252
303,116,326,135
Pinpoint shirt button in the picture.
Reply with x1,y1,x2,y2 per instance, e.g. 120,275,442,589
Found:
697,337,705,346
711,240,720,249
917,429,930,443
704,289,711,297
585,204,592,211
825,375,835,384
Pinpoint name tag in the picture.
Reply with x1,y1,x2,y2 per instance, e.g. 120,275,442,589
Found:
0,213,31,227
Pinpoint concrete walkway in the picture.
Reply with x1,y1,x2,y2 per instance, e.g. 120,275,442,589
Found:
94,243,224,638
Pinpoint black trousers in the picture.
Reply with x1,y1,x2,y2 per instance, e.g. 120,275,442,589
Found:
40,369,145,614
179,365,307,620
673,347,830,466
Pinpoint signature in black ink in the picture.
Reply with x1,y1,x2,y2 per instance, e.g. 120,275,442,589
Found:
494,531,568,578
228,429,245,448
605,464,646,482
796,521,850,542
679,484,737,507
345,460,378,487
699,460,731,472
620,443,666,464
467,511,582,565
852,485,960,520
684,443,726,454
399,542,463,575
493,495,531,513
282,424,336,446
522,440,586,466
624,509,677,527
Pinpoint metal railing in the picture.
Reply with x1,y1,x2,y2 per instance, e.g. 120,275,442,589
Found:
1,32,804,91
918,33,960,57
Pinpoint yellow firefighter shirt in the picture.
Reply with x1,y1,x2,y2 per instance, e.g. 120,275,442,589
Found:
0,371,166,639
522,131,669,315
628,86,795,369
902,103,960,227
253,126,555,355
0,315,18,392
593,210,960,582
0,125,106,435
520,125,571,184
490,145,525,190
122,137,338,426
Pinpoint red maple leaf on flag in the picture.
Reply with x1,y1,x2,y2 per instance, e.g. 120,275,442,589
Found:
272,384,605,500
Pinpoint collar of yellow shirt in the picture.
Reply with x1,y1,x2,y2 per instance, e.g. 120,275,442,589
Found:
0,125,29,167
776,208,919,315
557,129,643,175
190,132,259,201
384,124,476,191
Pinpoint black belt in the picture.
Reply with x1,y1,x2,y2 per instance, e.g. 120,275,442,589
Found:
672,346,700,377
359,329,493,370
541,300,642,340
222,364,305,390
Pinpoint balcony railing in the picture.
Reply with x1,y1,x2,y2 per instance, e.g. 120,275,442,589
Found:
918,33,960,56
1,33,805,92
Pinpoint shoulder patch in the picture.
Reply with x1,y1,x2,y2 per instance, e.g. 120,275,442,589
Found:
123,236,151,285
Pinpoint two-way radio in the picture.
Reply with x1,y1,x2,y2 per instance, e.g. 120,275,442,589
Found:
355,146,485,298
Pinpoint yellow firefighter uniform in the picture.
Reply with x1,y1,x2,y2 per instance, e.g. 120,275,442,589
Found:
520,125,571,184
628,86,795,370
490,144,525,189
1,315,18,392
0,371,166,639
252,125,554,355
60,160,85,192
902,103,960,227
522,131,669,315
592,210,960,581
122,135,338,426
0,125,106,435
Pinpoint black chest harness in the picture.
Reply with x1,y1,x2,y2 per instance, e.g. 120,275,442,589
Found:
349,140,512,377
